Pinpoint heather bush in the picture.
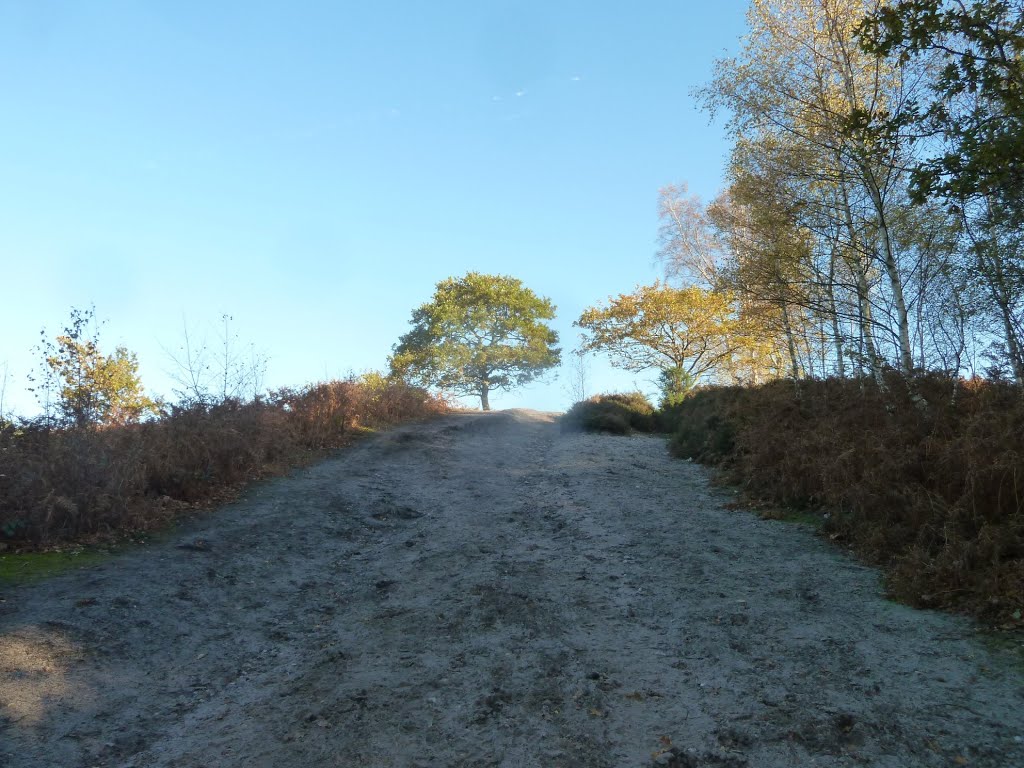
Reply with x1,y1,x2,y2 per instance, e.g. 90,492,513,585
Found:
660,387,744,456
0,377,445,547
667,374,1024,626
562,392,656,434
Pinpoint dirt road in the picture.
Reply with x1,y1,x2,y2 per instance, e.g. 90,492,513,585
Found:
1,409,1022,767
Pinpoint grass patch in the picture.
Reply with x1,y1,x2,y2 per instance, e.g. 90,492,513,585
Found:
0,549,113,585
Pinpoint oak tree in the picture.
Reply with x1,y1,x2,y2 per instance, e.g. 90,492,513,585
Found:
575,283,740,384
389,273,560,410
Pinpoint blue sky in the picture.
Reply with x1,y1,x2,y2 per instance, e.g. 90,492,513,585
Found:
0,0,749,415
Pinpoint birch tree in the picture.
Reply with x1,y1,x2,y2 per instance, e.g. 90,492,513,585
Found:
701,0,930,383
657,183,724,288
860,0,1024,382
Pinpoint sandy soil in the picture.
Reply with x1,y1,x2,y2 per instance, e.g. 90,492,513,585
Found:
1,409,1022,767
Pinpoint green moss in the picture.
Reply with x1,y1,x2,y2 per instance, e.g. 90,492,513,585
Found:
0,549,112,585
760,507,827,528
977,631,1024,676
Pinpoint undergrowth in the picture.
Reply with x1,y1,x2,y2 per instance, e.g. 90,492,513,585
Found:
662,373,1024,628
0,376,446,549
562,392,656,435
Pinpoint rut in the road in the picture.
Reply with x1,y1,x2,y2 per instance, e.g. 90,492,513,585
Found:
1,409,1022,768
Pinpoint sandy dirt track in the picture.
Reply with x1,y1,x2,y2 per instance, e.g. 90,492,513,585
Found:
1,409,1022,767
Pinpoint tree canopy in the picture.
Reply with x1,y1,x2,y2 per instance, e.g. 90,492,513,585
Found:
389,273,561,410
575,283,741,383
859,0,1024,218
31,307,158,428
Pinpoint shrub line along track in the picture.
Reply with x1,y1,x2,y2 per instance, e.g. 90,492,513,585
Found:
1,410,1021,767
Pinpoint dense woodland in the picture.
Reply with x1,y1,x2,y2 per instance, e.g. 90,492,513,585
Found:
645,0,1023,392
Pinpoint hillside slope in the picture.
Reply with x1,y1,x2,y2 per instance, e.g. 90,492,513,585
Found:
1,410,1021,767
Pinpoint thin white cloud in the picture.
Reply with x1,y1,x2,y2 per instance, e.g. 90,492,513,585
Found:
515,89,526,97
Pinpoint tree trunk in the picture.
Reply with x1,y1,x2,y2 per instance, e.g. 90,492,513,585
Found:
981,243,1024,385
856,269,888,392
995,296,1024,386
837,180,886,391
480,384,490,411
865,176,915,377
827,248,847,378
780,300,801,380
